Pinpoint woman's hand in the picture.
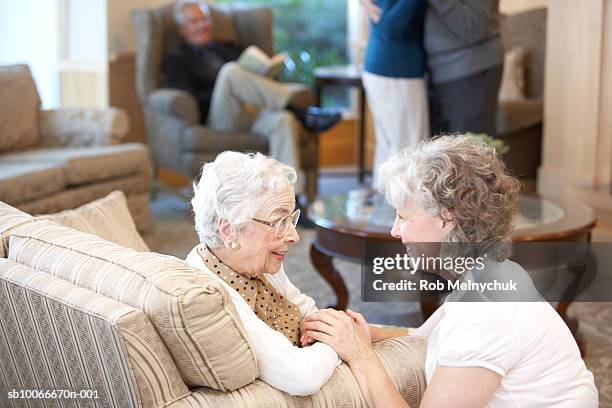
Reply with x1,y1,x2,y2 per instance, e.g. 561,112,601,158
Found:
360,0,382,23
302,308,374,365
301,310,372,347
303,311,404,346
300,318,316,347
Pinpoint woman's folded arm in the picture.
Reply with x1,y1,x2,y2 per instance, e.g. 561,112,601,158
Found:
239,301,339,396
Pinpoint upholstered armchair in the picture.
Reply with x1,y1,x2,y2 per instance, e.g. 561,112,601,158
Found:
131,4,319,201
497,8,547,179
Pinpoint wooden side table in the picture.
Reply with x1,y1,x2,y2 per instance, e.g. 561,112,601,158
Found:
313,65,367,183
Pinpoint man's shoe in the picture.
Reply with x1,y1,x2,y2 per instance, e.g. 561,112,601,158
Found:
291,106,342,133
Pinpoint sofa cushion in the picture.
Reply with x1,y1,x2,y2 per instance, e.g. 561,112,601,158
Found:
38,107,130,147
17,174,149,217
0,65,41,153
496,99,543,135
0,143,150,186
0,202,35,258
499,46,527,102
0,163,66,205
38,191,149,252
500,9,547,99
6,220,258,390
0,259,190,407
173,336,427,408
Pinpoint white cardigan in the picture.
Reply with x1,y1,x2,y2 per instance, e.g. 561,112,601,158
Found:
186,244,340,396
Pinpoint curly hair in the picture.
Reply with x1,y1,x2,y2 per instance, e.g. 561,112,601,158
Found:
378,135,521,260
191,151,297,248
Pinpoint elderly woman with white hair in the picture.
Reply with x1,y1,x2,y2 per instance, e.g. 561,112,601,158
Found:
185,151,339,396
303,136,598,407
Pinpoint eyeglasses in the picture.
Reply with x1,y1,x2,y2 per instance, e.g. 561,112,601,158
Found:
252,209,301,239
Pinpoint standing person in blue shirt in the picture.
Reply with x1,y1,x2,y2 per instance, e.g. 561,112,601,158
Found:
361,0,429,186
362,0,503,137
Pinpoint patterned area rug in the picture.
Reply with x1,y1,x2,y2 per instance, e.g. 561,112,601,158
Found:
143,193,612,406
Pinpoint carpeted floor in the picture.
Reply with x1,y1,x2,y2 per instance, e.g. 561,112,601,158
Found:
143,190,612,407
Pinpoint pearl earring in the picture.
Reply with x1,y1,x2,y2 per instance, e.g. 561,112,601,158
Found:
228,240,241,250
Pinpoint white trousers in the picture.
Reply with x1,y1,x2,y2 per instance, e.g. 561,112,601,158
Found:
207,62,303,192
362,71,429,186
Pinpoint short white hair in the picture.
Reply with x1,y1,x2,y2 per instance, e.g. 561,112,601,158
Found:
174,0,210,25
192,151,297,248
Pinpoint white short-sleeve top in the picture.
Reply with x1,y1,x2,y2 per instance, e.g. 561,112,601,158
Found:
418,261,598,407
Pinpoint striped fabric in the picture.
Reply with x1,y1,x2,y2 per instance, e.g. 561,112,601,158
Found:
6,219,259,390
37,190,150,252
168,336,427,408
0,201,429,407
0,201,35,258
0,258,189,407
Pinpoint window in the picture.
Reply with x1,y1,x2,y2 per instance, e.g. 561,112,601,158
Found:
217,0,349,107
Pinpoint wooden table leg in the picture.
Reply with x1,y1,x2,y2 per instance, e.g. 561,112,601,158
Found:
420,301,439,322
310,243,349,310
358,87,366,184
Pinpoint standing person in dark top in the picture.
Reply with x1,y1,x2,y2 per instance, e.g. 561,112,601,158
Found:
360,0,429,186
362,0,504,137
164,0,341,194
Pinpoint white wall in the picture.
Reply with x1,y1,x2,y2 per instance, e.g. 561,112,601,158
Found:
67,0,107,62
347,0,368,65
0,0,60,108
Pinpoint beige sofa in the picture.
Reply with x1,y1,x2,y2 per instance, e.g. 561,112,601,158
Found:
0,65,152,230
497,8,547,179
0,201,427,407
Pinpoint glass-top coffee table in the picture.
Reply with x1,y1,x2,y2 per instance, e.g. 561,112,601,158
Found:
307,193,597,310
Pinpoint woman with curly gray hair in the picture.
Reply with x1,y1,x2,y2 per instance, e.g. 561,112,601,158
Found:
303,136,598,407
185,151,339,396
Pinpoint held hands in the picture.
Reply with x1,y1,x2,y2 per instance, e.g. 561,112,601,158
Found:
301,309,374,365
360,0,382,23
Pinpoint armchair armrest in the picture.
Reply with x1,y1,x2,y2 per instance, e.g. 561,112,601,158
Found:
496,99,543,135
284,82,316,108
147,88,201,126
38,107,129,147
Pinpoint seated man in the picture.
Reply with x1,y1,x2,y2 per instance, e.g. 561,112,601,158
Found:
164,0,341,193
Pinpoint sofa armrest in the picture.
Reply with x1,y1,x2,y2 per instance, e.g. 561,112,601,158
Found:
0,260,190,407
496,99,543,135
147,88,201,126
179,336,427,407
38,107,129,147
